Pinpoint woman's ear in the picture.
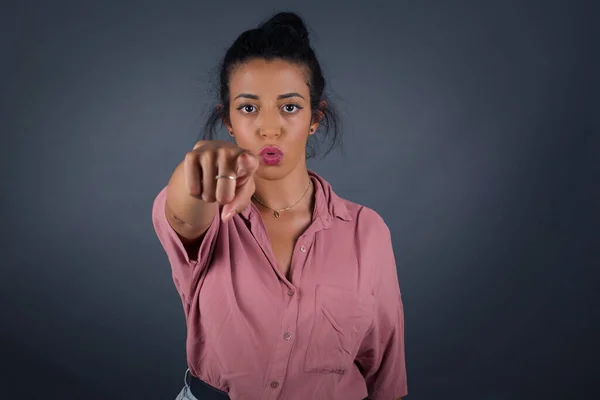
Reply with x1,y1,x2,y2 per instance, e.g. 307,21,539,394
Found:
309,100,327,134
218,104,233,133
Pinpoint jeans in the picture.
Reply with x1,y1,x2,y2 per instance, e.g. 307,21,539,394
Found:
174,368,371,400
174,369,198,400
175,368,229,400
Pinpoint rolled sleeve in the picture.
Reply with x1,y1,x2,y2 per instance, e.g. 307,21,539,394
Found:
356,223,408,399
151,186,220,309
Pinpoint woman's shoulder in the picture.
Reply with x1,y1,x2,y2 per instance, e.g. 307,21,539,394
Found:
336,195,391,235
312,170,390,234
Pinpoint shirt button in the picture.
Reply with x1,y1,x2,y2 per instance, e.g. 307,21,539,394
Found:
283,332,292,340
270,381,279,389
300,245,306,252
287,289,295,296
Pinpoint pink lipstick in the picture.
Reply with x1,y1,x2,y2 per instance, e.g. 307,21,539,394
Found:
259,146,283,165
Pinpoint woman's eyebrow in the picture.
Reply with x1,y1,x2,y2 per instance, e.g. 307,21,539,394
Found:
233,92,305,100
234,93,259,100
277,92,305,100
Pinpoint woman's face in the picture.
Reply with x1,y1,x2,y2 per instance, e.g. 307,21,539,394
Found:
224,58,319,180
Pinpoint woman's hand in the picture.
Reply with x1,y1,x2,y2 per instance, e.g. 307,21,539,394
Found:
184,140,259,222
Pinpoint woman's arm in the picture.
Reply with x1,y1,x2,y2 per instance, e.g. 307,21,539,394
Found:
354,209,408,400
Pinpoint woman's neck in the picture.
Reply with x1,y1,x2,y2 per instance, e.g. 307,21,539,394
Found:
252,164,313,214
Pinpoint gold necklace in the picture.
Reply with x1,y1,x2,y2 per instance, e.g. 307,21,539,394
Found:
252,180,312,218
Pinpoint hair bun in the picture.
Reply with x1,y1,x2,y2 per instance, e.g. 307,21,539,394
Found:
259,12,309,45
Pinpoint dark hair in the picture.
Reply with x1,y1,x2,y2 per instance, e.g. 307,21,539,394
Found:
201,11,342,159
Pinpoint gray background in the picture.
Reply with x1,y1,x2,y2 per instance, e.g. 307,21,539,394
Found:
1,0,597,399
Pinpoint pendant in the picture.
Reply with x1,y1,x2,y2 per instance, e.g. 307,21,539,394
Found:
274,210,280,218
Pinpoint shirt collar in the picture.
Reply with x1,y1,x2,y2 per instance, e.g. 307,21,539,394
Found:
239,169,352,224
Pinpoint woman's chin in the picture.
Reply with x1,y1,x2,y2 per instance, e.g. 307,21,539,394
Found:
255,163,293,180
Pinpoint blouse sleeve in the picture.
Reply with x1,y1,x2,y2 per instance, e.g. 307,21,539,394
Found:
355,217,408,399
151,185,220,311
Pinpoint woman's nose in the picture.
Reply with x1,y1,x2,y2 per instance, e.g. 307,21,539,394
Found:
258,111,282,138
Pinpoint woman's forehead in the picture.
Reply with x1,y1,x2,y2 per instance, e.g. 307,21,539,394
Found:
229,59,309,96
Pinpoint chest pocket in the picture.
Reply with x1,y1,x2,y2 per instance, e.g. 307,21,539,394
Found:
304,284,375,374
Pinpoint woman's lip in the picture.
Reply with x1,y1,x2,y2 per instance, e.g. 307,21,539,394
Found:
260,154,283,165
258,146,283,165
259,146,283,157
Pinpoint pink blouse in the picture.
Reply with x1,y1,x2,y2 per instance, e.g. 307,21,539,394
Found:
152,170,407,399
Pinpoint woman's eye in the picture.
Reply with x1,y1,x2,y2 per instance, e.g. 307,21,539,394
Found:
238,104,302,114
283,104,302,113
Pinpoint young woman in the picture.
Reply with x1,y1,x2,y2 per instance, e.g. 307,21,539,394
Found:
152,11,407,400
